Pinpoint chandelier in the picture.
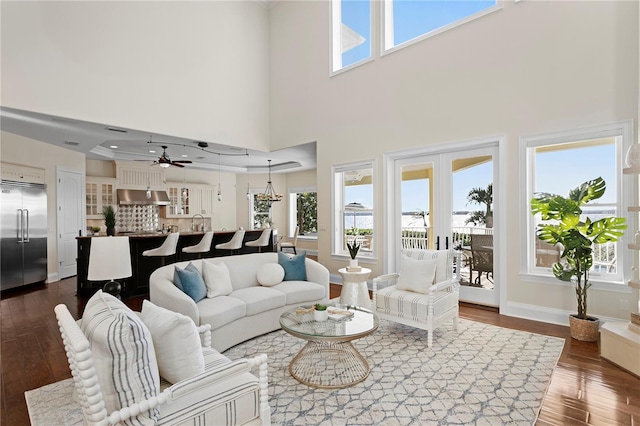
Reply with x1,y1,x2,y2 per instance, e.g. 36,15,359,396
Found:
256,159,282,207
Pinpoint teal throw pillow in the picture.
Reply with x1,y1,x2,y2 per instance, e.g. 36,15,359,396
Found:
172,262,199,292
175,265,206,302
278,251,307,281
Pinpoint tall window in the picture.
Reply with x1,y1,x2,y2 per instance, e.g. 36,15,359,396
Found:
289,188,318,238
383,0,499,52
521,122,632,285
333,162,375,258
331,0,371,73
250,190,271,230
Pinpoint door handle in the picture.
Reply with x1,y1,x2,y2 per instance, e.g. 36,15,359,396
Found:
436,236,440,250
17,209,23,242
445,236,449,250
24,209,30,242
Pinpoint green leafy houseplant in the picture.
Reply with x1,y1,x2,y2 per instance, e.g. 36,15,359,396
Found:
102,205,116,236
530,177,626,324
314,303,327,311
347,240,361,259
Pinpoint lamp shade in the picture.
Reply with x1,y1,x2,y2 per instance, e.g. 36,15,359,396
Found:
88,236,132,281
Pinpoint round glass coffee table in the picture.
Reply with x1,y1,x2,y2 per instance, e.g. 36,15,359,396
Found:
279,305,378,388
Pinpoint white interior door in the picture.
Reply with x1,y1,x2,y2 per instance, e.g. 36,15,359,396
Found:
391,144,499,307
57,168,84,280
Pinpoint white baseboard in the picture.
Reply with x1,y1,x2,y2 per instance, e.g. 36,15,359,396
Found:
502,301,627,327
47,272,59,283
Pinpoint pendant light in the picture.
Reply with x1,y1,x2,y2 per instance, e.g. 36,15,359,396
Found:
145,172,152,199
257,160,282,208
217,153,222,202
246,149,251,200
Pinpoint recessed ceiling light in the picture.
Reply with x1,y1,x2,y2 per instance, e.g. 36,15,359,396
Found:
110,145,118,149
181,154,188,158
149,150,156,153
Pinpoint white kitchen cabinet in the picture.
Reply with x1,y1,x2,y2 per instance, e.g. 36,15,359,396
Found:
165,182,190,217
86,177,117,218
115,162,165,190
190,185,216,217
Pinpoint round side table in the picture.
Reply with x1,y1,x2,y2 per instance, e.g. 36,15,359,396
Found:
338,267,372,309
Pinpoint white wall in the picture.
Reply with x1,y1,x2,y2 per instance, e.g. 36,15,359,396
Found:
1,131,86,281
269,1,639,321
1,1,270,151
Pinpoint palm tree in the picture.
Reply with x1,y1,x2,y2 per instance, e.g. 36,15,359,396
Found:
465,183,493,228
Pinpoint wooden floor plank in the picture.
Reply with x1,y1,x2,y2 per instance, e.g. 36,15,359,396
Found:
0,279,638,426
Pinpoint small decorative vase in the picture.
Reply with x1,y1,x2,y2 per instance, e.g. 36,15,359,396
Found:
349,258,358,268
314,309,328,322
106,226,116,236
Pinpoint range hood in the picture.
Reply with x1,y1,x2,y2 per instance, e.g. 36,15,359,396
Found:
117,189,170,205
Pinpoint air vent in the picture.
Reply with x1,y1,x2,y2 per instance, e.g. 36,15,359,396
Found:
106,126,128,133
64,141,80,146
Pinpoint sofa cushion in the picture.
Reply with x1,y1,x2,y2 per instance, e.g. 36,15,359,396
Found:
80,290,160,425
271,281,326,305
256,263,285,287
173,262,200,292
396,255,438,294
198,296,247,330
202,260,233,298
229,287,287,316
278,251,307,281
176,266,207,302
139,300,205,384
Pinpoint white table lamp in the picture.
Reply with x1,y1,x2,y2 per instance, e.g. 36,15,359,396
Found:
88,236,132,298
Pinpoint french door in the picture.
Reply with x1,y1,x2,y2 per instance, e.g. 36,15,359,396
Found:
390,144,499,307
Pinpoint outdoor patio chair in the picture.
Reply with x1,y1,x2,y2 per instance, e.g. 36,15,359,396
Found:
470,234,493,286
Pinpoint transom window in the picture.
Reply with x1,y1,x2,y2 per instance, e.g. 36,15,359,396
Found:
331,0,372,73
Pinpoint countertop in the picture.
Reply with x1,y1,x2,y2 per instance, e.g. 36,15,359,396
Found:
77,229,250,239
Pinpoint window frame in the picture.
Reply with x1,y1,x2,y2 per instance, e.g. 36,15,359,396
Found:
288,186,318,240
519,121,634,291
248,188,272,231
332,160,376,261
381,0,503,56
330,0,374,76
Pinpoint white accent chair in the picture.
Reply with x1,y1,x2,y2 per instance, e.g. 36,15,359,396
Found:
182,231,214,258
215,229,245,255
245,229,272,253
142,232,180,265
372,249,462,348
278,226,298,254
54,303,271,426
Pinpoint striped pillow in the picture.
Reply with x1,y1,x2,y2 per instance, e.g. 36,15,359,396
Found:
80,290,160,425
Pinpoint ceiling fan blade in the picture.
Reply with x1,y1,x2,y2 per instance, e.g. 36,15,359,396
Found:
171,162,185,168
173,160,193,164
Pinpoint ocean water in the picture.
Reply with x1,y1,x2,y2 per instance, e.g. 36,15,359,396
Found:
346,213,480,230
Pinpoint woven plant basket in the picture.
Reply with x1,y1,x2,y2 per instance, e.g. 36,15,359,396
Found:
569,315,599,342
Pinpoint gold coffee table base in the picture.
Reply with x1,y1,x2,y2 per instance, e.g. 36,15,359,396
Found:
289,340,370,388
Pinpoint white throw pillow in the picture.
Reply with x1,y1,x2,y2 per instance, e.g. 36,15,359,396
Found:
257,263,285,286
80,290,159,425
202,260,233,298
139,300,205,384
395,255,438,294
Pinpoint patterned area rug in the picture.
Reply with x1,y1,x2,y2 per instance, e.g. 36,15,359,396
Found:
26,318,564,426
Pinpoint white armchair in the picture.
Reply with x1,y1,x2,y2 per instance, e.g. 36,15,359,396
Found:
55,303,270,426
372,249,462,348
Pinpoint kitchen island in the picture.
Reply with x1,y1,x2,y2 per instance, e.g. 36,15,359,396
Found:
76,229,276,297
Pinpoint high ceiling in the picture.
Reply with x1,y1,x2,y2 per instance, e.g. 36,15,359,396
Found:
1,107,316,174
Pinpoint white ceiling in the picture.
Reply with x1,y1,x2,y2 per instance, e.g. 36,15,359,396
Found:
0,106,316,174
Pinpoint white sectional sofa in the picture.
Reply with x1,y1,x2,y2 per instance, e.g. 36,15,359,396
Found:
149,252,330,352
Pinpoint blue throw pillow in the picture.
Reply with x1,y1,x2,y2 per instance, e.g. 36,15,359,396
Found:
278,251,307,281
173,262,199,292
175,266,206,302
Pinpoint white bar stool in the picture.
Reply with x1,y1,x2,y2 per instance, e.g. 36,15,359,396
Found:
245,229,272,253
215,229,245,255
182,231,214,258
142,232,180,265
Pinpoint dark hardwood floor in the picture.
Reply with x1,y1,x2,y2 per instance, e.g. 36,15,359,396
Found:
1,278,639,425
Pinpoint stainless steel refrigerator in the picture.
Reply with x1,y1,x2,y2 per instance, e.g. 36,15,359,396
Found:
1,180,48,290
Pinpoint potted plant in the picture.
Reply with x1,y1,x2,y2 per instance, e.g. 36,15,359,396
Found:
530,177,626,341
91,226,101,236
347,239,361,268
314,303,328,322
102,205,117,236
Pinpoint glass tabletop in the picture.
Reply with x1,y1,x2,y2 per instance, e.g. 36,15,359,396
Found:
280,305,378,340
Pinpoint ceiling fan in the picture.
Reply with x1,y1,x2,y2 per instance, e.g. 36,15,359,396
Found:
137,145,193,168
